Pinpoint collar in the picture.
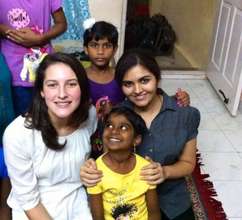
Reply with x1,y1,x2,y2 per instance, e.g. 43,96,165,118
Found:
158,89,178,112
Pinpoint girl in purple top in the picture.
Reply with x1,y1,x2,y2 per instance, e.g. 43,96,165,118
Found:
83,21,125,106
0,0,67,116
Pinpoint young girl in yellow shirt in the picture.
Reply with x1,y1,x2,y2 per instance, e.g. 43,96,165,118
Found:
87,106,160,220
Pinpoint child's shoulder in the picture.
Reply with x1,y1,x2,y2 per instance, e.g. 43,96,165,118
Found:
95,153,107,168
135,154,150,167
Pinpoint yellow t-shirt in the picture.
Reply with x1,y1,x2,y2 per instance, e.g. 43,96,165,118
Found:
87,154,156,220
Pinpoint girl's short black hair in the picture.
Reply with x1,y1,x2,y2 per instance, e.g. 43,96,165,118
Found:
104,106,146,136
25,52,90,150
115,49,161,86
83,21,118,47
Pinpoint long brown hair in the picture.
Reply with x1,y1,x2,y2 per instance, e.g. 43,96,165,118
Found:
25,52,90,150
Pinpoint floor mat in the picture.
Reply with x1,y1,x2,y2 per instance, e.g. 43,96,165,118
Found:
186,153,228,220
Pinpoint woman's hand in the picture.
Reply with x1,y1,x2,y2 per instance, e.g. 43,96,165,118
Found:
140,156,166,185
80,159,103,187
176,88,190,107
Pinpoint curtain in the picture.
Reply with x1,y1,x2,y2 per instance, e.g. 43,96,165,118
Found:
57,0,90,41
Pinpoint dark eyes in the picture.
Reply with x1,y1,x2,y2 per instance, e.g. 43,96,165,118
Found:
88,42,113,49
45,80,78,88
105,123,129,131
66,81,78,87
46,82,57,88
122,78,150,87
122,81,132,88
140,78,150,84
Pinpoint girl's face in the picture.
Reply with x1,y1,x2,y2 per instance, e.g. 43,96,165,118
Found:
103,114,140,152
121,65,159,109
40,63,81,123
85,37,117,68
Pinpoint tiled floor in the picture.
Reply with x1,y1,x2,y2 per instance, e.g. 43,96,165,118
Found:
161,78,242,220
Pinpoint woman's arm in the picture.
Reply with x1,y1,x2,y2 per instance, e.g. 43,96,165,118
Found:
89,194,105,220
80,159,103,187
25,203,52,220
146,189,161,220
163,138,196,179
3,121,52,219
141,138,197,184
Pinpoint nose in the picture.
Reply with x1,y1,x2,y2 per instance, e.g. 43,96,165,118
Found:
58,85,68,99
133,83,141,94
110,126,119,134
97,46,104,54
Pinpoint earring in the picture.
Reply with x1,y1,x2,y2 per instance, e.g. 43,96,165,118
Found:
133,143,136,153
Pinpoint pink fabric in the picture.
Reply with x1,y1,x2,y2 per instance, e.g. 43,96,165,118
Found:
0,0,62,87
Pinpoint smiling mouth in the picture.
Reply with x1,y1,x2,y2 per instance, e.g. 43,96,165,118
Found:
109,137,121,142
134,94,147,101
55,101,71,107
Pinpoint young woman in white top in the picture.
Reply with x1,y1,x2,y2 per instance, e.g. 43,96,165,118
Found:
3,53,96,220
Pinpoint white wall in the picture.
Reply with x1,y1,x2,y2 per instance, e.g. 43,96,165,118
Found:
88,0,127,62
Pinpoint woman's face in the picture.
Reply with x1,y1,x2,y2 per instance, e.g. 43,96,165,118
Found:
40,63,81,123
121,65,159,109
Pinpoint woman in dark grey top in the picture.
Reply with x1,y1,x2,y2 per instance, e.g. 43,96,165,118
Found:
81,50,200,220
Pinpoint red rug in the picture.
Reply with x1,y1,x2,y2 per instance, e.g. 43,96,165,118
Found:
187,153,228,220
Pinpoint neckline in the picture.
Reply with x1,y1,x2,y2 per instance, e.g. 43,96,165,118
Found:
101,153,137,176
88,77,114,85
58,127,79,139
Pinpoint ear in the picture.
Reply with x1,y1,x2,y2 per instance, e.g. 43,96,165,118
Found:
40,90,44,98
134,134,142,146
113,46,118,55
84,46,88,55
156,78,161,88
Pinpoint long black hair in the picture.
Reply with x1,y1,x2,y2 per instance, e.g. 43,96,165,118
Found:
25,52,90,150
115,49,161,86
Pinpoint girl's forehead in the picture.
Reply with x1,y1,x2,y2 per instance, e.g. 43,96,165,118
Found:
108,113,130,123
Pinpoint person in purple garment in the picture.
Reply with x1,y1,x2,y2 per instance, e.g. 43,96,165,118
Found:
83,20,124,106
0,0,67,116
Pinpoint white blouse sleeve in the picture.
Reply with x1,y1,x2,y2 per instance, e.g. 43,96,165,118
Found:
86,105,97,135
3,117,40,211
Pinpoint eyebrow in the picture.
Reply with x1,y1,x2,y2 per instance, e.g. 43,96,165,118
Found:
44,79,78,83
122,75,152,82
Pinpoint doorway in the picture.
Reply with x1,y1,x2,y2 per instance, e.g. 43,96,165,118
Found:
125,0,219,70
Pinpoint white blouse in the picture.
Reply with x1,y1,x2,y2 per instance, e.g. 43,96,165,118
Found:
3,106,97,220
